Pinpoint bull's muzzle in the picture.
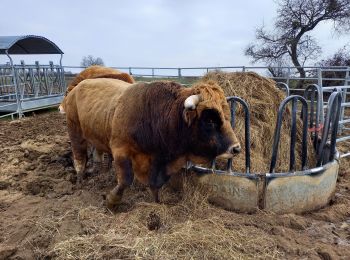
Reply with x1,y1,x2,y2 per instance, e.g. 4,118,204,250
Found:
217,143,241,159
229,143,241,154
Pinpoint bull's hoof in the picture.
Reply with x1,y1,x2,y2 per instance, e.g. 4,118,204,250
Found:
75,172,86,189
106,193,123,209
75,180,83,189
150,188,160,203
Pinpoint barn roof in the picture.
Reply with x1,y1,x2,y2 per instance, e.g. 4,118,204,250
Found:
0,35,63,55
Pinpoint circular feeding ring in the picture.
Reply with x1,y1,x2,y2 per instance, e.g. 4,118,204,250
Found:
191,89,343,214
193,158,339,214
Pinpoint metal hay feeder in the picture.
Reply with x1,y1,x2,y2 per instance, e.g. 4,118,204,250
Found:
191,87,342,214
0,35,65,118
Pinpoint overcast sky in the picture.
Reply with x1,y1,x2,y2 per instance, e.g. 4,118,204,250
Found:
1,0,349,68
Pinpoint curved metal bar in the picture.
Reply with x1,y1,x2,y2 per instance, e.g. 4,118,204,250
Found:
304,84,324,124
226,96,251,173
230,101,236,128
304,84,323,152
317,91,342,166
270,95,308,173
290,98,297,171
276,82,290,97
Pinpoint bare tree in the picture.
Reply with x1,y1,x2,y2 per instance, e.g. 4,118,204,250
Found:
266,56,290,78
245,0,350,86
316,45,350,86
80,55,105,67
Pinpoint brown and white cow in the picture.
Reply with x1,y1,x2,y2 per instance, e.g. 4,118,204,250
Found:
61,78,241,208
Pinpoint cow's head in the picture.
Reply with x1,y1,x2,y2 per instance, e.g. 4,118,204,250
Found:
183,81,241,160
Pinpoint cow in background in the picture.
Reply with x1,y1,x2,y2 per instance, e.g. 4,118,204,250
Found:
59,65,135,114
59,65,135,171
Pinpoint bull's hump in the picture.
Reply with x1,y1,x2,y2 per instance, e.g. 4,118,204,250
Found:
146,81,183,99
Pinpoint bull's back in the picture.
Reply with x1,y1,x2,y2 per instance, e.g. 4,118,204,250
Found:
70,65,135,88
65,78,131,152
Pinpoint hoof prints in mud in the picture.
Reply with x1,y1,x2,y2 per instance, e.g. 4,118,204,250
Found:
50,151,74,168
24,177,74,198
0,181,11,190
25,178,54,196
0,202,10,212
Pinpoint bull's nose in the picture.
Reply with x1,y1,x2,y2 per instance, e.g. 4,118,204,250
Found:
229,143,241,154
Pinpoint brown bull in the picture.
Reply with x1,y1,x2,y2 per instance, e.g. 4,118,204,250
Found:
62,78,241,208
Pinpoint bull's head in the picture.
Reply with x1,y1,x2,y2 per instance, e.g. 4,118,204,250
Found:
183,81,241,160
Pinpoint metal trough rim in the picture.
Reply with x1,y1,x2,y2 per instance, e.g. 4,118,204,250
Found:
191,157,340,214
191,154,338,179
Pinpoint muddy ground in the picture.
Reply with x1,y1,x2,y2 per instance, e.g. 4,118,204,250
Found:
0,111,349,259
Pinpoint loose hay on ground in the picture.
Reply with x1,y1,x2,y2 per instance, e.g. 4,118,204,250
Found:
51,180,282,260
197,71,316,173
1,109,350,259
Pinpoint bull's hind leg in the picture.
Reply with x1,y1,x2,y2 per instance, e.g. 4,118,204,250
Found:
86,148,103,175
68,128,88,188
106,150,134,209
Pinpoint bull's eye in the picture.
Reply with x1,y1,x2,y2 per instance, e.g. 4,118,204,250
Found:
200,109,222,131
206,119,216,128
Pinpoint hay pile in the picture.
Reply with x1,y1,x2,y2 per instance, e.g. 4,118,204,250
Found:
198,71,316,173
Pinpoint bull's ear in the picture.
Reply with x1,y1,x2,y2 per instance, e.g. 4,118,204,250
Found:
183,109,197,126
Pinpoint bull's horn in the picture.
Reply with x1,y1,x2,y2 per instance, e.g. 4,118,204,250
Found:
184,95,201,109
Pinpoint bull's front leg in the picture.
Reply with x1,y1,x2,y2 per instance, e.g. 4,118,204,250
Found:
106,151,134,209
149,157,170,203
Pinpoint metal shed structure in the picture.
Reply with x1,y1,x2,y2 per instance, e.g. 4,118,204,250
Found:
0,35,65,118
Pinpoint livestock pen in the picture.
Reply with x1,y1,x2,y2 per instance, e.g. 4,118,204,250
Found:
1,65,350,259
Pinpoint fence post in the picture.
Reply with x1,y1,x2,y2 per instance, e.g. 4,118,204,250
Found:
20,60,26,97
35,61,43,98
5,51,23,118
317,68,322,87
286,67,291,86
339,67,350,134
178,68,182,79
59,54,66,94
